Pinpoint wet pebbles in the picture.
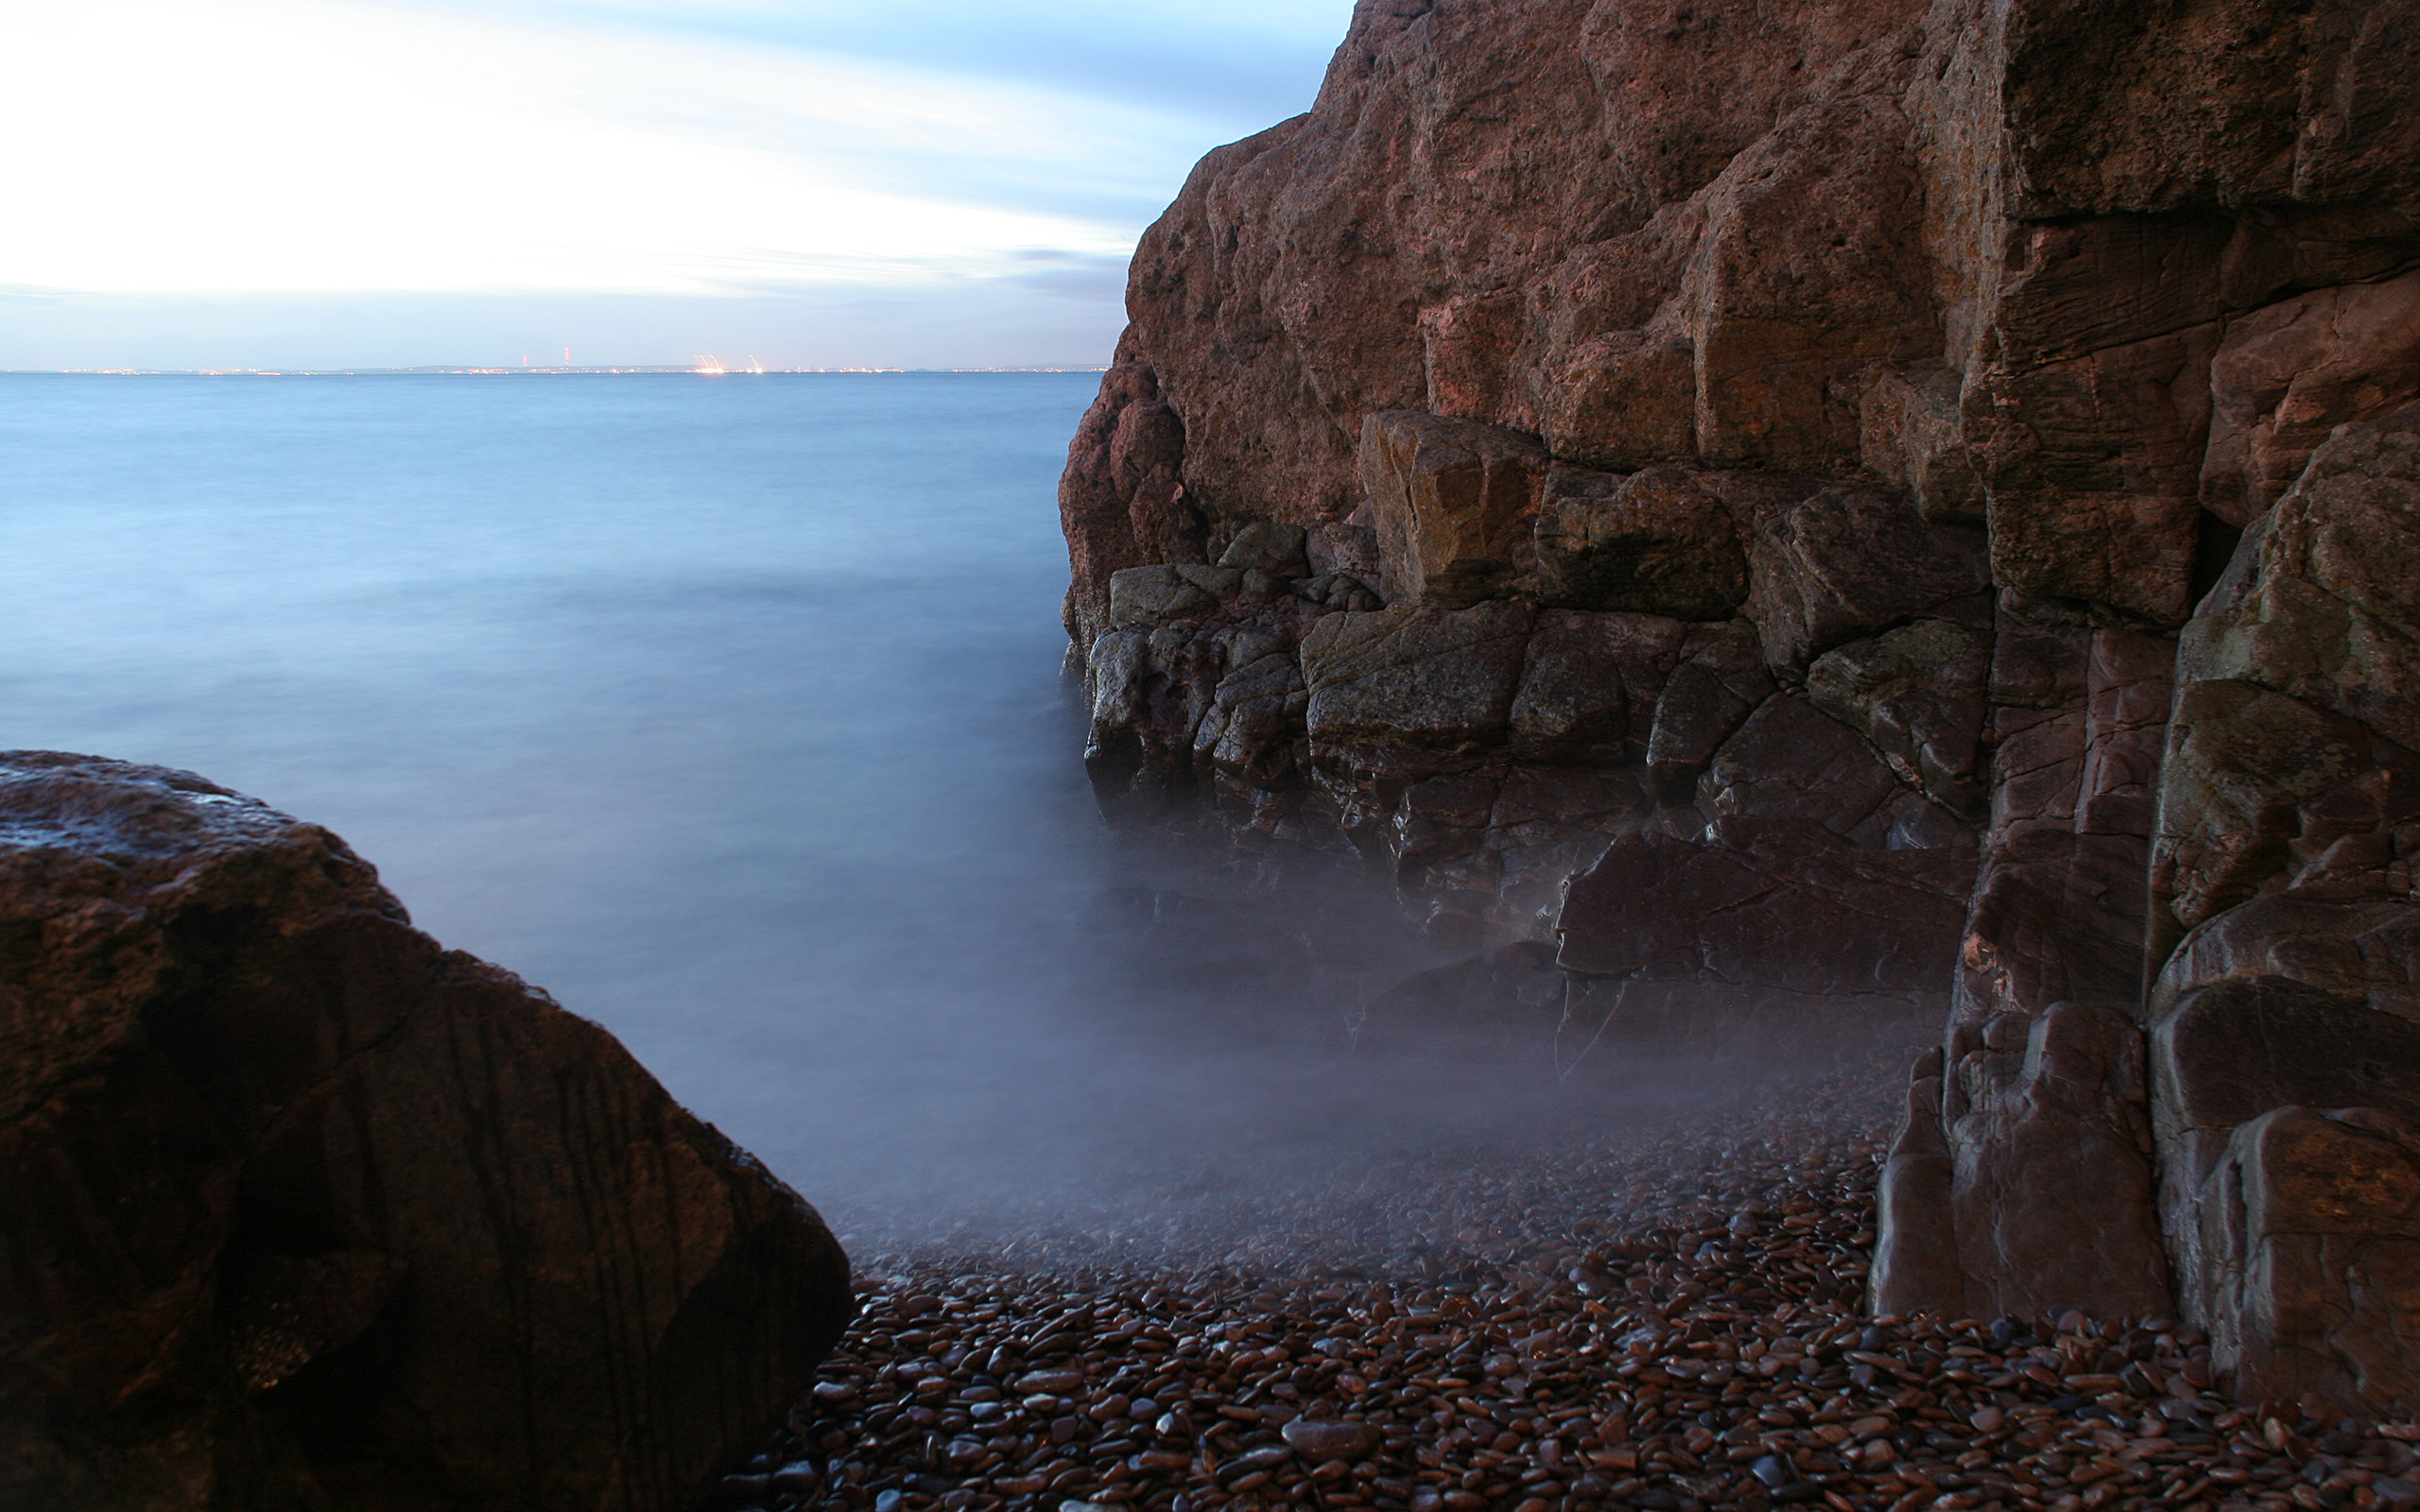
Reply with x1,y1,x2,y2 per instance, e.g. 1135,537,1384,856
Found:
722,1044,2420,1512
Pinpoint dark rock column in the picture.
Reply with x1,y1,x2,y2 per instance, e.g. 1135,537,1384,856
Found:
2143,408,2420,1412
1873,609,2179,1320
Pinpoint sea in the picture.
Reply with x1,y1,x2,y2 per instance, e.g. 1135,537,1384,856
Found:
6,370,1869,1264
0,370,1483,1248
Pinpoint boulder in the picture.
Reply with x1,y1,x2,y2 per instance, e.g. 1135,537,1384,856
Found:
1302,601,1533,772
1858,364,1982,524
1875,1002,2170,1321
0,753,854,1512
2153,893,2420,1022
1483,765,1656,919
1193,651,1310,791
1955,826,2156,1026
1507,610,1685,765
1536,332,1698,472
2151,973,2420,1230
1739,482,1990,670
1967,217,2232,628
2178,405,2420,756
1057,357,1196,644
2152,679,2419,936
1806,620,1993,817
1217,519,1311,576
2191,1106,2420,1416
1695,695,1919,848
1108,563,1243,629
1644,622,1776,805
1531,465,1749,619
1358,412,1550,608
2201,270,2420,524
1555,816,1974,999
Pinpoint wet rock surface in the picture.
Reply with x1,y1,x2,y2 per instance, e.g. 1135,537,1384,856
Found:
0,753,856,1512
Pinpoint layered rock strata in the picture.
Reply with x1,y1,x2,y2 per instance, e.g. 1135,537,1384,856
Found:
1061,0,2420,1411
0,753,856,1511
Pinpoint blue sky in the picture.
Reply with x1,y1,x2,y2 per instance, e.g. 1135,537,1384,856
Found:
0,0,1355,369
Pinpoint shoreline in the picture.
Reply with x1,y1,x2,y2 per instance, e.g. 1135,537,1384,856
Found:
728,1041,2402,1512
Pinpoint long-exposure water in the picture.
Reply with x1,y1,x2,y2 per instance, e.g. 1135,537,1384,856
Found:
1,371,1882,1265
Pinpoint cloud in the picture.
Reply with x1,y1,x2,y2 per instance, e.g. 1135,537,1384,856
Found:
0,0,1353,364
0,0,1347,298
462,0,1355,128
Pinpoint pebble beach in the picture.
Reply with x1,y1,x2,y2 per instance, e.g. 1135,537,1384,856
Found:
711,1035,2420,1512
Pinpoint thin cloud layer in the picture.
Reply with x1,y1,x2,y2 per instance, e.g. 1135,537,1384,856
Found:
0,0,1352,365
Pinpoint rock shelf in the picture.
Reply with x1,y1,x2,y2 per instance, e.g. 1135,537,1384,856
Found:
720,1048,2420,1512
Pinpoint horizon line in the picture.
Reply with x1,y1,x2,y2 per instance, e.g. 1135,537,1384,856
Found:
7,365,1112,377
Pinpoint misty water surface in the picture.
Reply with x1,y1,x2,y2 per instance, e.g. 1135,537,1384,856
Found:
1,372,1872,1258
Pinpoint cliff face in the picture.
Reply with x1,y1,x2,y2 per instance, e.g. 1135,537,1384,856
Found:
1062,0,2420,1411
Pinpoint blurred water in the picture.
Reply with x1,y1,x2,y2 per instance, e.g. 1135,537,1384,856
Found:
0,374,1426,1232
1,372,1899,1262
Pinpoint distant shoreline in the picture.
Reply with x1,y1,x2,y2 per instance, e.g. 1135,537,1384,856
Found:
5,366,1110,377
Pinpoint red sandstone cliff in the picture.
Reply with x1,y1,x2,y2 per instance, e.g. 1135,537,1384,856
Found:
1062,0,2420,1414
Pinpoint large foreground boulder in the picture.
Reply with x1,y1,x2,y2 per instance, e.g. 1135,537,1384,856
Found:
0,753,854,1511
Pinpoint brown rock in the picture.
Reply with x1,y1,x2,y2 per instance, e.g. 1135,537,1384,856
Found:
1532,464,1748,619
2192,1106,2420,1416
1740,482,1989,670
0,754,854,1512
1508,610,1685,765
1966,217,2233,627
1302,602,1533,770
1644,622,1777,805
1537,333,1696,471
1682,97,1940,471
2202,270,2420,524
1555,816,1974,999
1360,412,1550,608
1806,620,1993,817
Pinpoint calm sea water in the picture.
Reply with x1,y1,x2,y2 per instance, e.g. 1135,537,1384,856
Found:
0,372,1466,1245
6,372,1878,1265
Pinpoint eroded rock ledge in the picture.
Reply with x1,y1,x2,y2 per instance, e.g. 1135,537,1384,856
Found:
0,753,856,1511
1060,0,2420,1415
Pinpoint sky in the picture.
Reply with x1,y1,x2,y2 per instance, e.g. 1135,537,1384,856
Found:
0,0,1357,369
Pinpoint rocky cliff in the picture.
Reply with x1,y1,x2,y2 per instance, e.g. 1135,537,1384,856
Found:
1061,0,2420,1413
0,754,856,1510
